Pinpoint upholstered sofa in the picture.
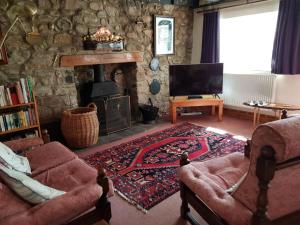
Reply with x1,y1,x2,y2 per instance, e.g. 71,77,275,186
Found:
179,116,300,225
0,137,112,225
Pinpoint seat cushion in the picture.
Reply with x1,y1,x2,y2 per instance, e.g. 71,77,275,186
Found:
0,157,102,225
0,184,102,225
179,152,250,190
26,142,77,177
178,152,252,225
0,181,31,221
0,165,65,205
33,158,98,191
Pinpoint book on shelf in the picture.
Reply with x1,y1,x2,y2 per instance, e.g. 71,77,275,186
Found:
27,77,34,102
20,78,29,104
0,108,37,133
0,77,34,107
0,116,4,132
0,86,5,107
15,81,24,104
5,88,13,105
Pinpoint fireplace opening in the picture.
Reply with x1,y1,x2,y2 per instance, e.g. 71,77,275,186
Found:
80,64,131,135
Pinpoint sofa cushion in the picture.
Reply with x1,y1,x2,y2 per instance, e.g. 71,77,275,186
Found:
0,184,102,225
26,142,77,176
0,165,65,204
179,152,250,190
178,152,252,225
33,158,98,191
0,180,31,221
0,142,31,174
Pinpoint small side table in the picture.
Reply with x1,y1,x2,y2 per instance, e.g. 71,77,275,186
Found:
243,102,300,126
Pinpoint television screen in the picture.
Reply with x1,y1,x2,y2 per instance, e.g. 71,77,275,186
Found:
169,63,223,96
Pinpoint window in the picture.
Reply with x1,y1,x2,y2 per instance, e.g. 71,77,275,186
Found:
220,1,279,74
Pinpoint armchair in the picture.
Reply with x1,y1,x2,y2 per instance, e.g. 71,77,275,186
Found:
0,137,112,225
178,116,300,225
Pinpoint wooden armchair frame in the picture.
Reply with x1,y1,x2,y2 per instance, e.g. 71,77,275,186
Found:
180,141,300,225
66,167,111,225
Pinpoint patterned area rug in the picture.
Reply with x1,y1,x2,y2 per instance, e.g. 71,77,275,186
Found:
83,123,246,212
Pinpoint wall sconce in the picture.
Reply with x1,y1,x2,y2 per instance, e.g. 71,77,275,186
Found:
0,0,43,49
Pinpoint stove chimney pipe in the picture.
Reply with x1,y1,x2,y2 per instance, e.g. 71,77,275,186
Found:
93,64,105,83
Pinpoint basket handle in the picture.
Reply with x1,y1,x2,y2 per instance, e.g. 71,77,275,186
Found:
63,109,72,116
87,102,97,111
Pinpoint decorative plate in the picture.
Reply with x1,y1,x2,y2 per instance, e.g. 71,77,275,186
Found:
149,79,161,95
150,57,159,71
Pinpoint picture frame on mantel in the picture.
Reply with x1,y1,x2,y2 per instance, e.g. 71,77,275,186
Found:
0,28,8,65
154,15,175,56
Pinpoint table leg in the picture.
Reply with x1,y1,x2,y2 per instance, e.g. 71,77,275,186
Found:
170,104,177,124
170,103,173,123
211,106,216,116
218,104,223,121
257,108,261,124
253,108,257,126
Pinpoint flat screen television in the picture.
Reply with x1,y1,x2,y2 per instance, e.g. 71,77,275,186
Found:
169,63,223,97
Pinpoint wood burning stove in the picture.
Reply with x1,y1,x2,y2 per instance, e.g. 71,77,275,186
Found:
93,95,131,134
84,64,131,135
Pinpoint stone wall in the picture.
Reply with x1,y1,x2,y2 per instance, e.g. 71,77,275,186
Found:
0,0,193,123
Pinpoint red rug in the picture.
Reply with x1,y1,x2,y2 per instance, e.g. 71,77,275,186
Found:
83,122,246,212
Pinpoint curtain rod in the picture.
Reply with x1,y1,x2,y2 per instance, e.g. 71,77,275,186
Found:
196,0,271,13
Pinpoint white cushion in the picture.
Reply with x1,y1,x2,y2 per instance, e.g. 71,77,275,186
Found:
0,165,65,204
0,142,31,174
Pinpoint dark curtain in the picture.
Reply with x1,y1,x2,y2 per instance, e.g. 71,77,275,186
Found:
271,0,300,74
200,11,220,63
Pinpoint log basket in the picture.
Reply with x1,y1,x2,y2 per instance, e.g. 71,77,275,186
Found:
61,103,99,148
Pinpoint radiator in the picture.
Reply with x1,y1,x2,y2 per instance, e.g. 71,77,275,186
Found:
223,74,277,108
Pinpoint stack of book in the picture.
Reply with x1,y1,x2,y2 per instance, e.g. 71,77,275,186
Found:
0,77,34,107
0,109,37,132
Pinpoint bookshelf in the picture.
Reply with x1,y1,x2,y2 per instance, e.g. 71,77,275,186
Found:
0,77,41,141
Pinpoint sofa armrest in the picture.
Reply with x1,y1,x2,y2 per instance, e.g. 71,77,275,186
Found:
3,137,44,152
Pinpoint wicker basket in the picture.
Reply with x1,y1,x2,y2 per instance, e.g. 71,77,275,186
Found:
61,103,99,148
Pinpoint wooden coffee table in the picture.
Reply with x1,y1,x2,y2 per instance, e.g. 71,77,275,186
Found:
243,102,300,126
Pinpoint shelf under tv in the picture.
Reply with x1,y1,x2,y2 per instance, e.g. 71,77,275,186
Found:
169,97,224,123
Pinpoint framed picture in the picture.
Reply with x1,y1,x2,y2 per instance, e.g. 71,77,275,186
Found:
0,28,8,65
154,15,175,56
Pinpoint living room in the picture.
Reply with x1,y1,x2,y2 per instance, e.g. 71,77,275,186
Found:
0,0,300,225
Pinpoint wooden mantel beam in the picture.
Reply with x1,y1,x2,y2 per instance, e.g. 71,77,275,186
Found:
59,51,143,67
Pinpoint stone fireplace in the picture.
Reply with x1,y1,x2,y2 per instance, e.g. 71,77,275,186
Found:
59,51,143,133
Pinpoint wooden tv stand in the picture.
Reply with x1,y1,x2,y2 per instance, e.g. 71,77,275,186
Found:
169,98,224,123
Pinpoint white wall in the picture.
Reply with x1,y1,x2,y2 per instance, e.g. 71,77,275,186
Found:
274,75,300,107
191,10,203,64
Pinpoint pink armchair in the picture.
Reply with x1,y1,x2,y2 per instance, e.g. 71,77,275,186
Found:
0,137,112,225
178,116,300,225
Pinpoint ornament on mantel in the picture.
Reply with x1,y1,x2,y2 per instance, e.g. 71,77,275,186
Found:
82,26,125,51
